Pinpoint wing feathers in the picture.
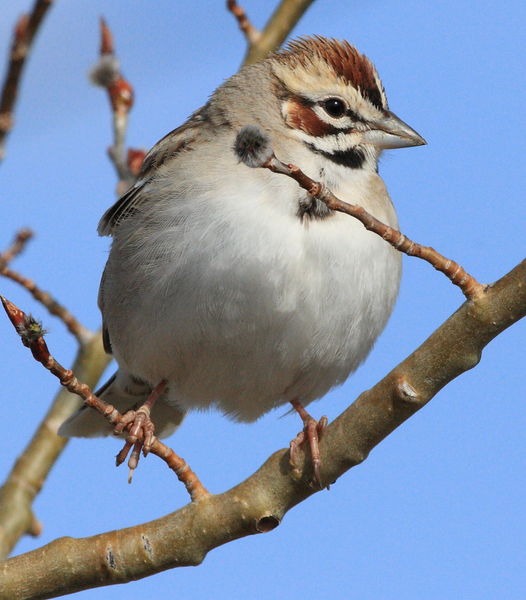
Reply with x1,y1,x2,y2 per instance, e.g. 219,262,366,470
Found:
97,180,148,236
97,107,205,236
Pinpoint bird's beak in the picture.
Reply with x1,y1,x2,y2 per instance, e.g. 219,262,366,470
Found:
361,111,427,149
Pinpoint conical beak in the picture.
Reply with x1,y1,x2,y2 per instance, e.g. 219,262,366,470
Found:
361,111,426,149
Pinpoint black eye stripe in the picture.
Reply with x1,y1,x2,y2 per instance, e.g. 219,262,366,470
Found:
319,102,366,126
345,108,365,123
293,95,367,125
316,123,353,136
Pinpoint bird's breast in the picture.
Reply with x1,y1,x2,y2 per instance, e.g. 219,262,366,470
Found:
103,169,401,421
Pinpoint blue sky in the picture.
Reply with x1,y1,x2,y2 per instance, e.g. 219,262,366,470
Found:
1,1,525,598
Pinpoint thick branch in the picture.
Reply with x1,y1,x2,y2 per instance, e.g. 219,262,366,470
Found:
0,0,53,162
1,259,524,599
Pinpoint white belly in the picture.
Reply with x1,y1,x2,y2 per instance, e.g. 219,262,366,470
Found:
102,169,401,422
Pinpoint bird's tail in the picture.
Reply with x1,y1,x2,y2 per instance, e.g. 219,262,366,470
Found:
58,370,185,439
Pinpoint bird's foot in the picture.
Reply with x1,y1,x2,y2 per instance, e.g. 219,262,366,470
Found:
289,399,328,489
113,379,167,482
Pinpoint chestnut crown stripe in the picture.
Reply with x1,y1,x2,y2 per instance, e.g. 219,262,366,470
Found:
274,36,385,111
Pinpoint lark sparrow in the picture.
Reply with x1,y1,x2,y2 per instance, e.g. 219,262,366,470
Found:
60,37,425,484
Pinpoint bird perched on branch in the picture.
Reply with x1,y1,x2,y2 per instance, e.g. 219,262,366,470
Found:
60,36,425,487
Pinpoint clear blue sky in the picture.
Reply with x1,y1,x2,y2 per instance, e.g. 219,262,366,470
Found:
1,1,525,598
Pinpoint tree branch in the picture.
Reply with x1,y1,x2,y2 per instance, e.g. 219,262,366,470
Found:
234,126,484,299
1,297,209,502
227,1,261,45
239,0,316,66
0,266,90,343
266,156,485,299
89,18,135,192
0,228,33,267
0,231,91,344
0,330,110,560
1,258,524,599
0,0,53,162
1,0,319,560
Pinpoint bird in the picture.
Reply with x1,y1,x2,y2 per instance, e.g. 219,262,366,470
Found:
59,36,425,487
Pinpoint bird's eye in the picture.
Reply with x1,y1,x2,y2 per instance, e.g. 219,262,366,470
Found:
322,98,347,118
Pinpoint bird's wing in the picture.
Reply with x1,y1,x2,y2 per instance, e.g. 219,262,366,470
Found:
97,106,208,237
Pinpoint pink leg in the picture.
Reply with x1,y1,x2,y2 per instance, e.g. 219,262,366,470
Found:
114,379,168,479
289,399,328,488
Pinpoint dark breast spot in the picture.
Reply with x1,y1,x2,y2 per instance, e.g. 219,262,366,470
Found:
298,193,332,220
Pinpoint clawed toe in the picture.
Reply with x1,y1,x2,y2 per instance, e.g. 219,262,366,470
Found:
289,399,328,489
113,380,167,481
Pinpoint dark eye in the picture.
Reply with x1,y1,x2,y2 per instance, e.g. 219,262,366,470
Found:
322,98,347,118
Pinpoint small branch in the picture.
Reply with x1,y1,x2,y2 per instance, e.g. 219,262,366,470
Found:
0,0,53,162
227,1,261,45
1,259,525,598
89,18,135,189
0,229,90,343
1,296,209,503
233,126,485,300
0,269,90,346
241,0,316,66
269,156,484,298
0,228,33,269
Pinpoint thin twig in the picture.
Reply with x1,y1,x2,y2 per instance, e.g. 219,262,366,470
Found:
0,229,91,343
0,0,53,162
90,18,135,189
0,228,33,269
1,296,209,502
262,155,485,299
0,267,90,343
234,124,484,299
227,0,261,45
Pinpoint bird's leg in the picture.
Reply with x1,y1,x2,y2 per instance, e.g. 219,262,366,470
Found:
114,379,167,477
289,399,328,489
